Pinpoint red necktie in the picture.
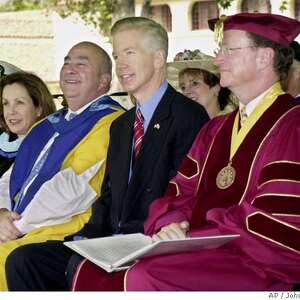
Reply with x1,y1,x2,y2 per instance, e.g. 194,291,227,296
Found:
133,109,144,159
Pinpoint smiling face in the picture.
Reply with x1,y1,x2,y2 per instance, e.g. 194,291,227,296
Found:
2,83,41,137
179,71,217,107
60,43,104,111
214,30,259,95
112,29,165,102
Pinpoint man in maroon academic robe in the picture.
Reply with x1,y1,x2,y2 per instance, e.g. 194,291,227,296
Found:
72,13,300,291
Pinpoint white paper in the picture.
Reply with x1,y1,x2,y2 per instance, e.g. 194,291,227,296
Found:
64,233,239,273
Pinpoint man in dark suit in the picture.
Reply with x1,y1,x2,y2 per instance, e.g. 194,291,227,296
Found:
5,17,209,291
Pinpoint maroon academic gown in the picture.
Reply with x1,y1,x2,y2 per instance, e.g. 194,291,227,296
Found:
72,94,300,291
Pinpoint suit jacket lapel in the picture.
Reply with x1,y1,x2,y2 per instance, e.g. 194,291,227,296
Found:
111,109,135,201
136,85,173,166
122,85,175,219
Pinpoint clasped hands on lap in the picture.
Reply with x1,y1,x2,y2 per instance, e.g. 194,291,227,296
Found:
0,208,21,243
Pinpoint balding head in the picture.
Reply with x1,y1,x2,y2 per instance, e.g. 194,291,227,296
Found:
72,42,112,76
60,41,112,110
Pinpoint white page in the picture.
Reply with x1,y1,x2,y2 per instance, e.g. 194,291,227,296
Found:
65,233,239,272
65,233,152,269
140,234,240,259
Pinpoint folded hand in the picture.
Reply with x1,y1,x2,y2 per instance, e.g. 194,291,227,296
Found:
0,209,21,243
152,221,190,241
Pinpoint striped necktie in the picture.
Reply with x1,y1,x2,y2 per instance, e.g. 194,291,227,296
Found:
133,109,144,159
240,106,248,127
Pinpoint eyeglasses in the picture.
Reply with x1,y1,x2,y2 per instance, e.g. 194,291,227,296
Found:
214,45,256,56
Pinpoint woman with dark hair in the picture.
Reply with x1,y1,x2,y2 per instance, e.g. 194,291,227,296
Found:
168,49,236,118
0,72,56,176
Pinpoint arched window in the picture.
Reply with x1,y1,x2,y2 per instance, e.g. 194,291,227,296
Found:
151,5,172,32
192,1,219,30
296,0,300,21
241,0,271,13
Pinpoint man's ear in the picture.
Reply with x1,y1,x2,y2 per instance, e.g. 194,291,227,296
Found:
256,47,275,70
154,49,166,69
36,106,42,118
98,73,112,90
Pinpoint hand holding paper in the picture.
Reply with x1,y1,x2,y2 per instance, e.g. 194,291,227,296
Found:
64,233,240,273
153,221,190,241
14,160,105,234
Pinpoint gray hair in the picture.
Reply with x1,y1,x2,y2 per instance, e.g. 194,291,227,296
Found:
247,32,294,81
111,17,168,60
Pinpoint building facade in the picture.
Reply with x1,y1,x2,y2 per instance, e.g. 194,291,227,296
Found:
136,0,300,59
0,0,299,96
0,9,110,97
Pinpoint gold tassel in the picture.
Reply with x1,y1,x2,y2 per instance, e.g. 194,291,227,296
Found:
214,15,227,46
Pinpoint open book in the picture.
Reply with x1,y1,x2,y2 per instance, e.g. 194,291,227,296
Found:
64,233,239,273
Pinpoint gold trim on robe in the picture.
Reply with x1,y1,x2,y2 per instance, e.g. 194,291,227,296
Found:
252,193,300,216
195,116,229,193
258,160,300,188
247,211,300,253
168,181,180,197
178,155,200,180
238,105,299,205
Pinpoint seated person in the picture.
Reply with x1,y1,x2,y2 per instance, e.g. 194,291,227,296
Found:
55,13,300,291
167,49,237,118
4,17,209,291
0,41,124,290
0,71,56,177
121,13,300,291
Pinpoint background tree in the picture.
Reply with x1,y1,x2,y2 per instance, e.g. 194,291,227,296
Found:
112,0,134,23
0,0,150,36
215,0,234,9
0,0,289,36
141,0,151,18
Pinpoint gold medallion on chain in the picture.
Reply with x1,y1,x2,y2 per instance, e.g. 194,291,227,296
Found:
216,163,236,189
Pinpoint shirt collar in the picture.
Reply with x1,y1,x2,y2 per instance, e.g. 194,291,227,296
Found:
239,85,273,117
136,81,168,131
65,94,105,120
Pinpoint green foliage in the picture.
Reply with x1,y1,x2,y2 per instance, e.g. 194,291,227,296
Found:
215,0,234,9
0,0,112,35
58,0,112,36
0,0,56,11
279,0,288,12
